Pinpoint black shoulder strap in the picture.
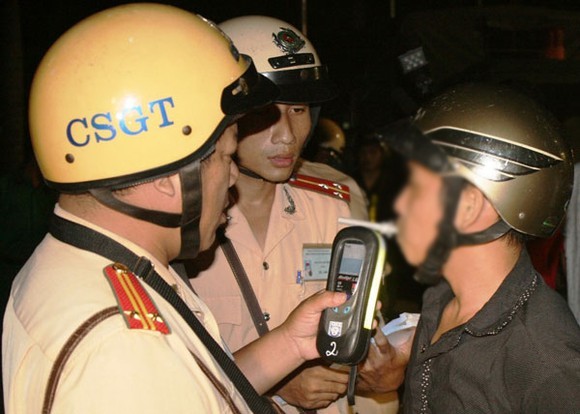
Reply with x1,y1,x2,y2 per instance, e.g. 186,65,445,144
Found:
219,230,270,337
218,232,318,414
49,214,276,414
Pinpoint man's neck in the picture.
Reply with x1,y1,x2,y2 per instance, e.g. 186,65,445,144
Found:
236,173,278,206
235,173,279,249
431,240,521,343
58,194,175,267
445,241,521,312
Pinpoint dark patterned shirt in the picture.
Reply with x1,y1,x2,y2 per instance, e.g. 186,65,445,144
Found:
403,250,580,413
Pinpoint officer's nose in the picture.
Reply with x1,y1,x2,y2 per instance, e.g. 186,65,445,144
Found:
271,105,297,145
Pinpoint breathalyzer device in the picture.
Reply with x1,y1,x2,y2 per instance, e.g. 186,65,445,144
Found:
316,225,387,365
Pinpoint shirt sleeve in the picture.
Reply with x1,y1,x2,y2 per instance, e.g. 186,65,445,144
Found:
522,363,580,413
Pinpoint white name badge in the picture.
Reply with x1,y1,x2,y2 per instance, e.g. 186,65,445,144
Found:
302,244,332,282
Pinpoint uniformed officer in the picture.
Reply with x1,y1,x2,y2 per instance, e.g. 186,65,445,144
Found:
189,16,409,414
1,5,347,414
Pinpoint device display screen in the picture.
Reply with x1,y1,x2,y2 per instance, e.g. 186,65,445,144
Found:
335,241,366,296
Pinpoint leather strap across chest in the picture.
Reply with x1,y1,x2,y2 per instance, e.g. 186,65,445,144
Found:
48,213,277,414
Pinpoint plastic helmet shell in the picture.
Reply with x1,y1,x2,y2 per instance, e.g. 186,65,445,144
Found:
220,15,338,104
30,4,277,191
384,83,573,237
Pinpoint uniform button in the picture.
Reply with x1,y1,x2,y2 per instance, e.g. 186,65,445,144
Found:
262,261,269,270
263,312,271,321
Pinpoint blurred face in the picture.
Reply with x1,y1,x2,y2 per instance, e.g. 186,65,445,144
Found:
198,123,239,250
394,161,444,266
358,143,385,173
236,103,311,182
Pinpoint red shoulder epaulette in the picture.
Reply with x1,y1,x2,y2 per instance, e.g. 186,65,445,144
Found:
103,263,170,334
289,173,351,202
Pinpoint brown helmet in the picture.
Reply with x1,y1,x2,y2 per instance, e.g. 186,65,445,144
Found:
378,83,573,283
382,83,573,238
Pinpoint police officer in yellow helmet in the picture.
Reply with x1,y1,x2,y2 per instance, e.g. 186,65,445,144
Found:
2,4,348,414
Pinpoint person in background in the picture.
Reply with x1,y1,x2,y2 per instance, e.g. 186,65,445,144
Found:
2,5,347,413
353,134,405,223
379,82,580,413
189,15,409,414
299,117,368,220
565,160,580,323
308,117,347,172
562,115,580,323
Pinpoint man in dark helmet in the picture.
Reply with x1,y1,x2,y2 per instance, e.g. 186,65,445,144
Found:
376,83,580,413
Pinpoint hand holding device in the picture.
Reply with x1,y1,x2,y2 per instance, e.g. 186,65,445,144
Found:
316,226,387,365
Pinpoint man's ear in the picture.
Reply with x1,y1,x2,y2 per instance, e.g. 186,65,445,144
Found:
455,184,486,232
153,174,179,197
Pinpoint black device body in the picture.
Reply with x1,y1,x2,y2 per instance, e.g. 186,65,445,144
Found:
316,226,386,365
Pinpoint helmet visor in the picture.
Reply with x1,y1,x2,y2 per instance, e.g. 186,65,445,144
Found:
262,65,338,104
221,55,279,115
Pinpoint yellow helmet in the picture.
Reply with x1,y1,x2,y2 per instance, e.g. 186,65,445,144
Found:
30,3,277,192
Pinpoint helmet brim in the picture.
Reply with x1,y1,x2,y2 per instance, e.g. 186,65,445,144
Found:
276,79,338,104
261,66,339,104
374,118,451,173
221,55,280,115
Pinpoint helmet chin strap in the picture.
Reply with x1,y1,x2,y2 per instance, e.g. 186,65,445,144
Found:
89,159,205,261
176,160,202,260
238,165,270,181
414,176,511,285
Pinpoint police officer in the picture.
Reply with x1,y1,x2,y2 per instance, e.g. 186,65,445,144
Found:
378,83,580,413
189,15,408,414
2,5,347,413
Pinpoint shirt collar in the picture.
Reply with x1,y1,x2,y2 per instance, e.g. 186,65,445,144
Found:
465,249,538,336
421,249,539,340
53,204,182,290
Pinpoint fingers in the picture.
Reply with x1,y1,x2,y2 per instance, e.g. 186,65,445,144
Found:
372,325,392,353
301,371,348,409
310,290,347,311
275,364,349,409
300,392,344,410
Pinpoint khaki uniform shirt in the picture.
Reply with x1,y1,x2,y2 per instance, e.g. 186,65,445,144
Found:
3,205,251,414
190,183,398,414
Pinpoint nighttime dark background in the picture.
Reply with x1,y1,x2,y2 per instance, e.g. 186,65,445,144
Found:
3,0,580,173
1,1,580,411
